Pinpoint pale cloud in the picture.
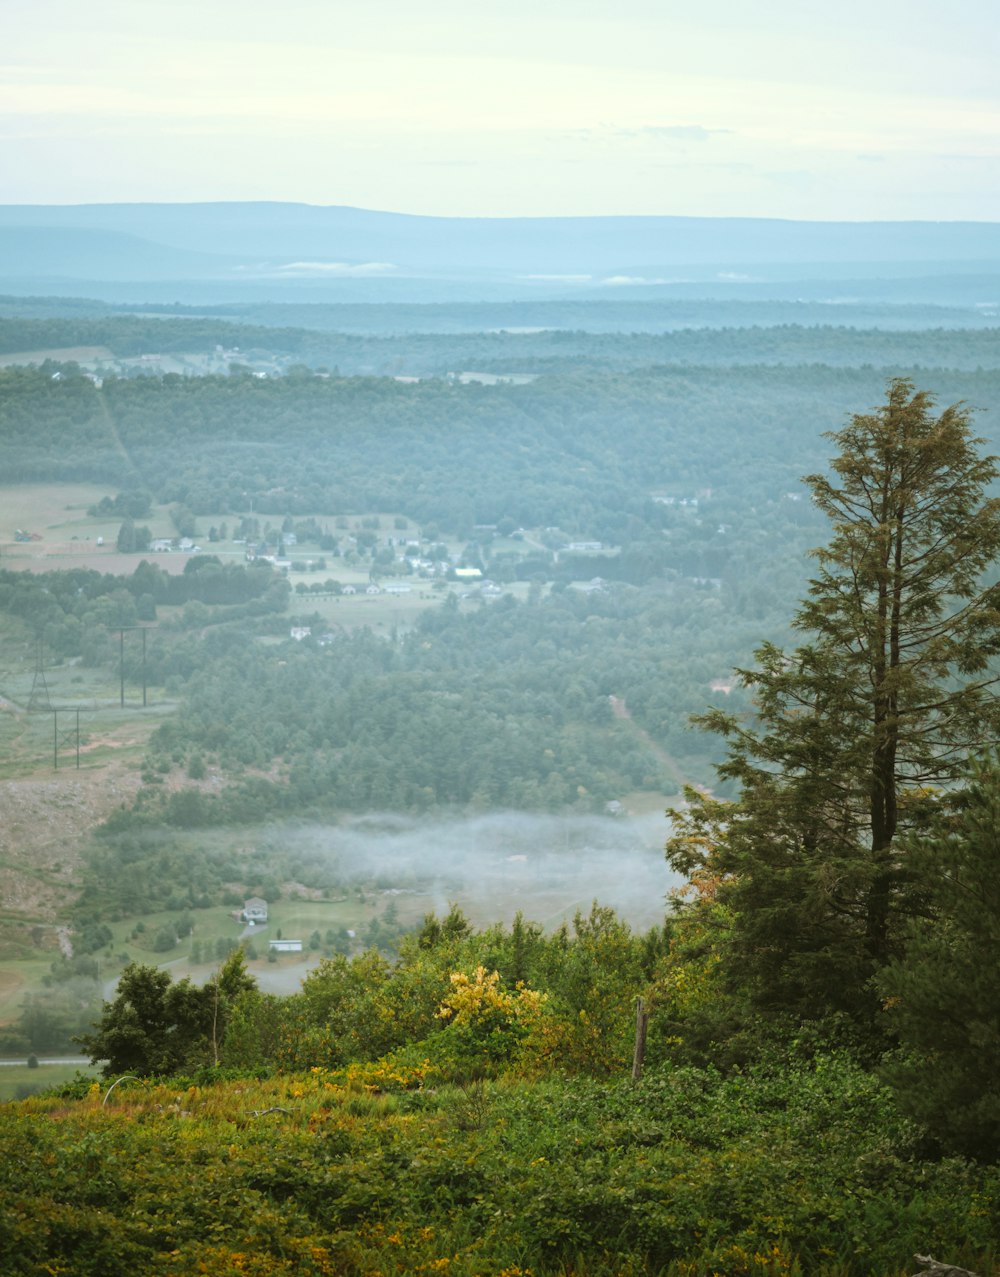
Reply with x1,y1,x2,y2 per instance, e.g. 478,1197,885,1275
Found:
628,126,732,141
268,262,398,277
1,0,998,217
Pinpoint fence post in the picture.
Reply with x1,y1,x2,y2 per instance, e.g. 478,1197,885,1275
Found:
632,996,649,1082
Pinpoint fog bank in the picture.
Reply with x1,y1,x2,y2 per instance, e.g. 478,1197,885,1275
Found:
279,808,682,932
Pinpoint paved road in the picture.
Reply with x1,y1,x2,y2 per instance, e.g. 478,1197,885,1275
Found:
0,1056,91,1067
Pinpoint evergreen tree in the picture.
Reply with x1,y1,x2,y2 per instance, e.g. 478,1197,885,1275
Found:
669,380,1000,1027
879,753,1000,1158
116,518,136,552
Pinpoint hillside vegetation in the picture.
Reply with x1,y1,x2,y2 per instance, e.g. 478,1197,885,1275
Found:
2,304,1000,1274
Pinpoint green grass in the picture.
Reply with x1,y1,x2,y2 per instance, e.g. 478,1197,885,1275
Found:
0,1060,97,1102
0,702,159,778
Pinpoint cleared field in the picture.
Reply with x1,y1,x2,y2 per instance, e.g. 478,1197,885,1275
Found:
0,654,167,775
0,958,54,1034
2,481,115,537
1,481,180,573
0,1060,97,1102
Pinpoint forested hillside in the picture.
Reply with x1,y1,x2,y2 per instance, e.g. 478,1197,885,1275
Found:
3,307,1000,1276
6,361,1000,531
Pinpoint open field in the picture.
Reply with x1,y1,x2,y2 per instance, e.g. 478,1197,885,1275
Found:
1,481,177,573
0,958,60,1037
0,671,167,775
0,1060,97,1102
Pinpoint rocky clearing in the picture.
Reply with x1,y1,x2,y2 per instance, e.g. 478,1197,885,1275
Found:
0,763,143,929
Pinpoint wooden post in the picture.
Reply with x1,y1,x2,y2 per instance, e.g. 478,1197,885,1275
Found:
631,996,649,1082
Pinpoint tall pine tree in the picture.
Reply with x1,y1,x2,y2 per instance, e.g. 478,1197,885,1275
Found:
668,379,1000,1028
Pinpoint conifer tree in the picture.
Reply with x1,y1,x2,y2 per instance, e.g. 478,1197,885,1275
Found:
668,380,1000,1026
879,753,1000,1158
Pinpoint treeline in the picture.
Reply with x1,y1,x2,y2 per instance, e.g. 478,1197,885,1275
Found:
0,562,288,660
1,313,999,374
3,289,994,331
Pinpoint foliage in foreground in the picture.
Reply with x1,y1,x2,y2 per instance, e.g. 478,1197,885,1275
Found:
3,1056,999,1277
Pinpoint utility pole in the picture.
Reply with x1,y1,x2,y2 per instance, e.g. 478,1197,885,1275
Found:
115,625,155,709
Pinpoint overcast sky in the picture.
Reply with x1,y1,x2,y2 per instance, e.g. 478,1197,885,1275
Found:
2,0,998,219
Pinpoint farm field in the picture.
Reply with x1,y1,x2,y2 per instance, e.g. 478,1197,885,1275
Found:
1,485,489,633
0,1059,96,1102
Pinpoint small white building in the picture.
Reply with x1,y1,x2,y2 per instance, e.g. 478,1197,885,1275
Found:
243,897,268,923
268,939,303,953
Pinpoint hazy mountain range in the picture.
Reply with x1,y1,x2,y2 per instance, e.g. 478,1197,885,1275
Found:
1,202,999,305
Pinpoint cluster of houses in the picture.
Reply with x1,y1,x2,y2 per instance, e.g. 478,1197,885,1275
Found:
243,542,292,569
149,537,201,553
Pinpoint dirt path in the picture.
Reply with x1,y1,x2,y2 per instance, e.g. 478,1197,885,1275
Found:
95,387,146,487
609,695,691,793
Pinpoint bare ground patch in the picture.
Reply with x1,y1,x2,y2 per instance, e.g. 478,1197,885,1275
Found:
0,766,143,922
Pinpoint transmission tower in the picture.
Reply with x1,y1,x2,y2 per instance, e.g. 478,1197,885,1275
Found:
27,638,51,712
53,708,81,770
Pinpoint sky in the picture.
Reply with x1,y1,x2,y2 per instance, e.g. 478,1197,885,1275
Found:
2,0,998,220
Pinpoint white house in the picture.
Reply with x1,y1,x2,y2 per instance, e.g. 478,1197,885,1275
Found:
243,897,268,923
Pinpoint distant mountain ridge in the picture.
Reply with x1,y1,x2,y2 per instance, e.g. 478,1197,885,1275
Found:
1,203,998,304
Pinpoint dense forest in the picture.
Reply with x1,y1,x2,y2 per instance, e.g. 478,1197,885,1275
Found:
7,360,1000,536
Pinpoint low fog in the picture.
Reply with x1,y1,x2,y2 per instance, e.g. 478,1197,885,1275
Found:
275,808,683,932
